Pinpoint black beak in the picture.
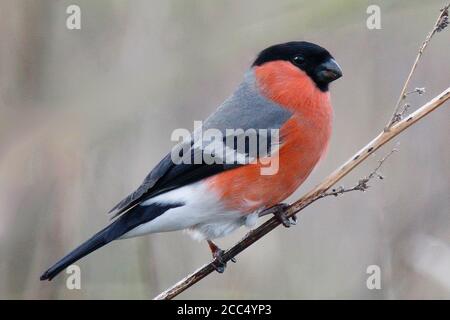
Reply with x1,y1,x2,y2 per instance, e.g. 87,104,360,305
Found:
316,59,342,83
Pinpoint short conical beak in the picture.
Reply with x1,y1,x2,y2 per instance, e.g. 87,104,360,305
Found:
316,58,342,83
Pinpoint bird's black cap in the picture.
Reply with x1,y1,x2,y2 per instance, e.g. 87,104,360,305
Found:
252,41,342,91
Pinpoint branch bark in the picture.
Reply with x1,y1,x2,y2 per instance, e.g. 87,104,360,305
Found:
154,5,450,300
154,88,450,300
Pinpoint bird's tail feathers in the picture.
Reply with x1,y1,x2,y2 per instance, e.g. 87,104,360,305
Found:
40,201,182,281
40,221,121,281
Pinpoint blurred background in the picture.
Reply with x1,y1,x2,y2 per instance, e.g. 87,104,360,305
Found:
0,0,449,299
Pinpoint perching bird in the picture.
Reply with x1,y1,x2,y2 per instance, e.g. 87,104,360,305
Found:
41,41,342,280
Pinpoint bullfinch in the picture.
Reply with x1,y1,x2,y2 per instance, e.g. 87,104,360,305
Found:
41,41,342,280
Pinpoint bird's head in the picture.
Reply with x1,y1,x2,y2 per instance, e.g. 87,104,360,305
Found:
252,41,342,92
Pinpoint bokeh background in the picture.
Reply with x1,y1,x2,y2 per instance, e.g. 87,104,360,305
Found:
0,0,449,299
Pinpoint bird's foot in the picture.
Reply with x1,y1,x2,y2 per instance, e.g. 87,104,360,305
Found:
260,203,297,228
207,240,236,273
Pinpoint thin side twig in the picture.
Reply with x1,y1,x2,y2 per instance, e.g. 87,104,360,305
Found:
321,148,398,198
385,4,449,129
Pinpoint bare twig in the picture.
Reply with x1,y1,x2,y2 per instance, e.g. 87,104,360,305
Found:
321,148,398,198
154,5,450,300
405,87,426,96
385,4,449,129
154,88,450,300
391,103,411,125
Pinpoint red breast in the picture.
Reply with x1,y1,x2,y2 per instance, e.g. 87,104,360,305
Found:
207,61,333,213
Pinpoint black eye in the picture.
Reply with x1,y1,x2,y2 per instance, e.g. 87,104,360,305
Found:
292,55,305,66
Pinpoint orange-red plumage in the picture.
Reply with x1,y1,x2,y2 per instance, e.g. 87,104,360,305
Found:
207,61,333,213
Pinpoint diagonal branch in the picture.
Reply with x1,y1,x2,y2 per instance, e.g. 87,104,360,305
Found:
154,87,450,300
154,4,450,300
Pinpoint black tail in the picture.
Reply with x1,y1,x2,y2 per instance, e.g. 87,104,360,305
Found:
40,221,121,281
40,202,183,281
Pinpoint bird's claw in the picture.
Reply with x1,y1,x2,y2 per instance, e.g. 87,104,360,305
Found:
208,240,236,273
275,211,291,228
212,249,229,273
271,203,297,228
289,215,298,226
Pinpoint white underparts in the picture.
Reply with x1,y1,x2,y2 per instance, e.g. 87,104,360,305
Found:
120,182,260,240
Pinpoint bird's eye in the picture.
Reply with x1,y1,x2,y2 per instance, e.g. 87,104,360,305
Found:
292,55,305,66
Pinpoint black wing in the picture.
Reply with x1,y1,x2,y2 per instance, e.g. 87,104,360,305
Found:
108,130,281,218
